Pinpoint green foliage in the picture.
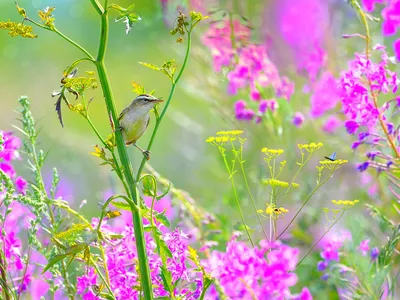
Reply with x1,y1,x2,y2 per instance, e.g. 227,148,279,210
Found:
110,3,141,35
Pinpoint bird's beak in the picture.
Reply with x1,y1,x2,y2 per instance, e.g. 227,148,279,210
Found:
150,98,163,103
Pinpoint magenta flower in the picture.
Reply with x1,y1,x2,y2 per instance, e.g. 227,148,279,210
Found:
77,223,200,299
310,72,340,118
319,230,352,263
15,176,27,194
323,116,342,134
382,0,400,36
362,0,384,12
358,239,370,256
339,45,398,136
394,39,400,60
205,237,312,299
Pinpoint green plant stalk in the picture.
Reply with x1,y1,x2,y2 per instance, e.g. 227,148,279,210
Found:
93,8,153,299
277,171,334,239
136,31,192,180
0,251,11,300
221,150,254,247
29,132,75,299
296,210,345,267
239,162,269,241
81,94,127,192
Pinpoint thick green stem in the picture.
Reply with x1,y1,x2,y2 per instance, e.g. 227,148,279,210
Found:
94,9,153,300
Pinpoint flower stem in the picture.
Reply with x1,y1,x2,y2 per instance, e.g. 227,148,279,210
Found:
277,171,334,239
296,210,345,267
221,150,254,247
352,1,400,159
136,30,192,180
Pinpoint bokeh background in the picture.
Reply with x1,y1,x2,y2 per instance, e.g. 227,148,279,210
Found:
1,0,399,295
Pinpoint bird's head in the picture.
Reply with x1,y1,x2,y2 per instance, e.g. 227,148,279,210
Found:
130,94,163,111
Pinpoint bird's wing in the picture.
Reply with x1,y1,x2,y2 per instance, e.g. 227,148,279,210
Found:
146,117,150,129
118,106,129,121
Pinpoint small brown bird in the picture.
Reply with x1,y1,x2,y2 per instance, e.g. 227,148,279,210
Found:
117,94,163,159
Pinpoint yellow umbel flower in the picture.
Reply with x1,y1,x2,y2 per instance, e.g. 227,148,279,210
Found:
63,72,98,95
216,130,244,136
261,147,284,159
320,159,348,170
262,179,299,188
0,20,37,38
297,142,323,152
258,204,289,219
332,199,359,209
206,130,243,145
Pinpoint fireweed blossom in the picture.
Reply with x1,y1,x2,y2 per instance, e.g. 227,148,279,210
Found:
77,223,202,299
310,72,341,118
205,236,312,299
276,0,329,82
0,131,31,295
202,19,295,123
339,45,400,175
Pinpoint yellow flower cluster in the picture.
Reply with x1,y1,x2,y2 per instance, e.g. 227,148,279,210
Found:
63,71,99,94
262,179,299,188
320,159,348,170
216,130,244,136
297,142,323,152
332,200,359,208
0,21,37,38
206,130,243,144
261,148,284,156
258,204,289,219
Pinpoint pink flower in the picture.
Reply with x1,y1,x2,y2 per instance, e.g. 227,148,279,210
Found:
206,238,312,299
323,116,342,134
15,176,27,194
394,39,400,61
320,230,352,262
310,72,340,118
382,0,400,36
361,0,384,12
358,239,370,256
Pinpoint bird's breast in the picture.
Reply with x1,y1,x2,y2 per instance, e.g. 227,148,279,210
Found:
120,112,150,144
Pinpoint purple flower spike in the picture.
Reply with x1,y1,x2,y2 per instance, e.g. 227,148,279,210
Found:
357,162,370,172
371,247,379,260
345,120,359,135
292,112,305,128
321,273,329,281
317,260,328,271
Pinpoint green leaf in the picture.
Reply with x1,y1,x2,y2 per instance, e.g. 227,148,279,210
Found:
152,227,172,265
139,62,160,71
156,182,171,200
160,265,173,294
154,210,171,228
141,175,156,197
111,201,131,211
42,253,69,273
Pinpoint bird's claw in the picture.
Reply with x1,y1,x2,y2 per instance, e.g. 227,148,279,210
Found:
143,150,151,160
115,126,123,133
